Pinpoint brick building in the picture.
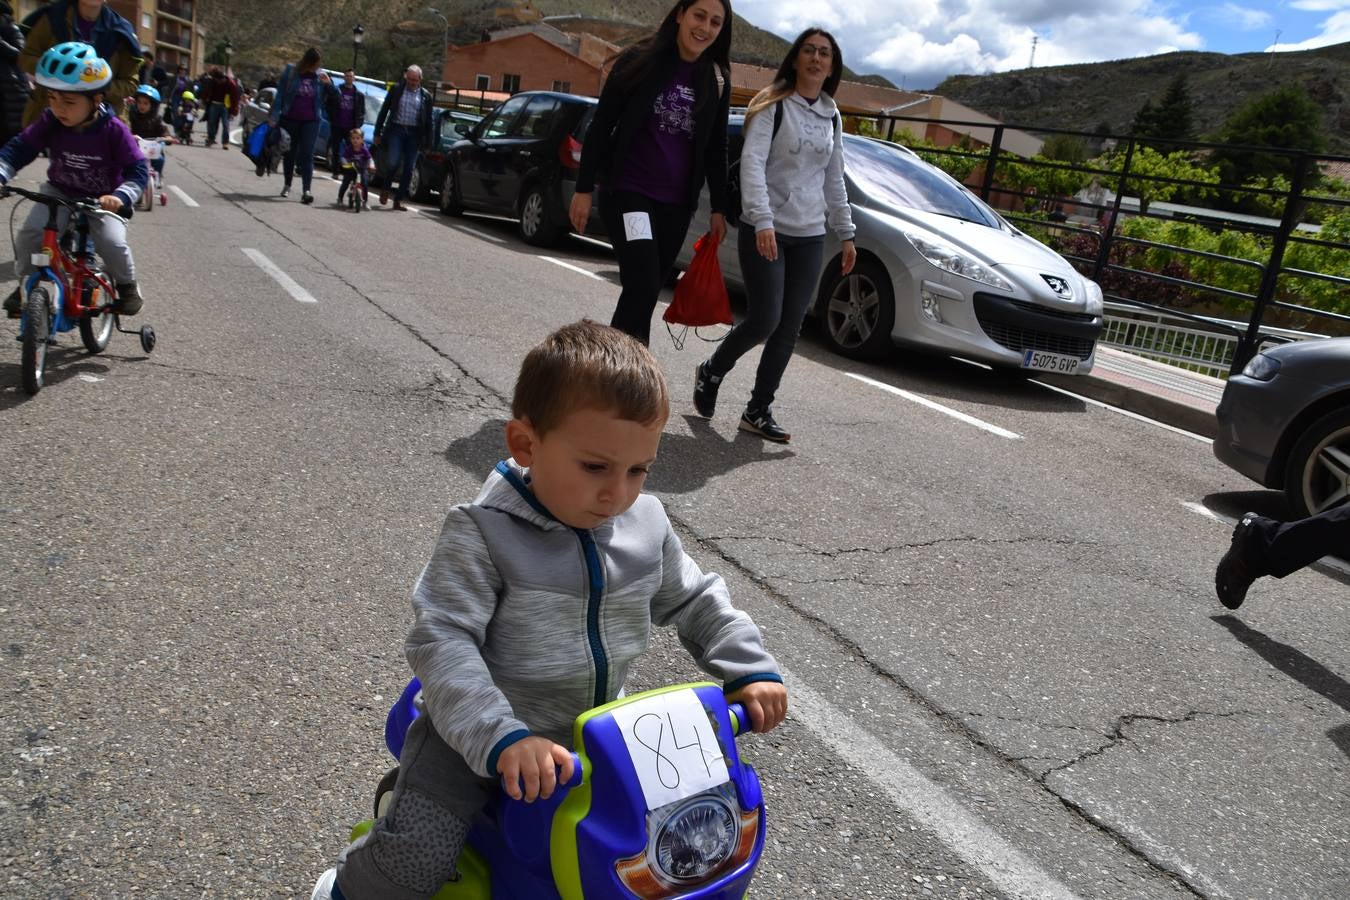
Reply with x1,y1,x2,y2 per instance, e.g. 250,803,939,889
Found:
441,23,617,96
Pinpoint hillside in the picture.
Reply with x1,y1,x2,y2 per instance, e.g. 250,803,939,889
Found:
934,43,1350,154
201,0,892,86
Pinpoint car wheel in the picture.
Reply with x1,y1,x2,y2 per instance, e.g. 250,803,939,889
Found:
1283,407,1350,518
518,185,560,247
409,165,430,202
439,167,462,216
820,257,895,361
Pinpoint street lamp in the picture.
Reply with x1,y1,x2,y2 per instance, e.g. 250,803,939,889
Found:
427,7,449,94
352,24,365,72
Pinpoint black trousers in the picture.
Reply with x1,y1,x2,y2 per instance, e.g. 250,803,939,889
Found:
1252,503,1350,578
599,189,692,346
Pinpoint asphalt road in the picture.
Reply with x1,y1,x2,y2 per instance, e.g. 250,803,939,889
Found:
1,138,1346,900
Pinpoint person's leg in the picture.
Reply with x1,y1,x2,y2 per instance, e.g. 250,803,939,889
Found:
705,222,786,376
394,128,417,204
206,103,221,144
1258,503,1350,577
296,120,319,196
88,211,140,313
380,128,404,205
330,715,491,900
280,118,300,192
5,195,58,314
747,235,824,412
337,171,353,203
599,191,672,346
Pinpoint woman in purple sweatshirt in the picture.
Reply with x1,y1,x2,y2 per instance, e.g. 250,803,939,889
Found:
0,41,147,317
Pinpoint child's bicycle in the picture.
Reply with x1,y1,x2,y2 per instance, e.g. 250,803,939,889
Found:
3,184,156,395
341,162,366,212
135,138,168,212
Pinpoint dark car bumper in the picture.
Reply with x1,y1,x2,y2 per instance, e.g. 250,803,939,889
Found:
1214,374,1288,487
972,292,1104,361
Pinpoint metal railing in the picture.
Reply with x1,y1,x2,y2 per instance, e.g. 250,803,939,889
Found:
853,111,1350,375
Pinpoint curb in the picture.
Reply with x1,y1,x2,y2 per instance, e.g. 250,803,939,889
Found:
1040,371,1220,439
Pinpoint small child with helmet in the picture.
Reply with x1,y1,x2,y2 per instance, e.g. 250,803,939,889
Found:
0,42,149,318
127,84,174,206
176,89,198,144
336,128,374,209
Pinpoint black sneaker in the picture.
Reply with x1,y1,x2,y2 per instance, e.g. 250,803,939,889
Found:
280,185,291,198
301,192,314,205
739,406,790,443
3,286,19,319
693,361,721,418
1215,512,1269,609
114,282,143,316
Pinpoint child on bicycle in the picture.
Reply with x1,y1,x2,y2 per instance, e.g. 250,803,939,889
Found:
335,128,373,209
310,320,787,900
0,42,148,318
126,84,173,207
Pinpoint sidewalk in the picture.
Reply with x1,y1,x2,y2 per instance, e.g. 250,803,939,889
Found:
1042,346,1225,438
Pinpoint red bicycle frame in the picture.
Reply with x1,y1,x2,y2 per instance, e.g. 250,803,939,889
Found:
31,198,117,319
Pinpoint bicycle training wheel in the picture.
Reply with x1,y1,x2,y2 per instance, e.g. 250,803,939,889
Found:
20,286,51,394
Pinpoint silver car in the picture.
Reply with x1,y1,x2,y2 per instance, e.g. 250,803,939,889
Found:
677,118,1105,374
1215,337,1350,517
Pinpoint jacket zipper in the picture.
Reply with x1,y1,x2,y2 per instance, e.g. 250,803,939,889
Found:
575,528,608,708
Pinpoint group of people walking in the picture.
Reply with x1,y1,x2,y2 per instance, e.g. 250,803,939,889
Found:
570,0,854,444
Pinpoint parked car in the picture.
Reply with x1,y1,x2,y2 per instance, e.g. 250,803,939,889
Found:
405,108,481,201
238,72,387,163
436,90,599,246
676,117,1105,374
1214,336,1350,517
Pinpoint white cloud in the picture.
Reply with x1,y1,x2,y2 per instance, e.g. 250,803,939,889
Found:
1268,10,1350,49
1289,0,1350,11
1216,3,1273,30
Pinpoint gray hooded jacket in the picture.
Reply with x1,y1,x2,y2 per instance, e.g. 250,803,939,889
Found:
406,461,782,778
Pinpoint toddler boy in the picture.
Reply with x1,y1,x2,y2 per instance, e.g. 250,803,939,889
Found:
313,320,787,900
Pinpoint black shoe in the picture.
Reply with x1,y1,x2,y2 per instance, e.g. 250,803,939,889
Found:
255,161,266,177
280,185,291,198
114,282,143,316
739,406,790,443
301,192,314,205
1215,512,1269,609
3,286,19,319
693,361,721,418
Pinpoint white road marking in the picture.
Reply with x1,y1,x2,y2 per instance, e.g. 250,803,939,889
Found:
848,372,1022,440
539,256,604,281
241,248,318,304
75,374,103,383
1035,380,1212,445
1182,501,1350,577
452,224,506,244
167,185,198,208
787,674,1083,900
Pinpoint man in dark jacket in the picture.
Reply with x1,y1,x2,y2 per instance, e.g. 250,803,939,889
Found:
372,64,432,210
199,65,241,149
325,68,366,176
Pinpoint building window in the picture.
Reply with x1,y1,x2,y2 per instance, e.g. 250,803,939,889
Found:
501,73,520,94
475,74,490,91
551,80,571,93
141,13,152,28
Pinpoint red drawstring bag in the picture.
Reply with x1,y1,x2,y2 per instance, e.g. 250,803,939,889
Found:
664,231,732,348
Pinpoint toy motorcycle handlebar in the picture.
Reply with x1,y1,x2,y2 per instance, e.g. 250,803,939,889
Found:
0,183,130,219
512,702,750,796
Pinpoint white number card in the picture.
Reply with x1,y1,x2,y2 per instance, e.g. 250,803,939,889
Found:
610,689,729,811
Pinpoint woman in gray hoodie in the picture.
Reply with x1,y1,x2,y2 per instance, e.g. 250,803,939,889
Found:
693,28,855,443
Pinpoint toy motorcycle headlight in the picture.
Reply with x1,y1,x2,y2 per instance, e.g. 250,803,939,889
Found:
653,795,738,882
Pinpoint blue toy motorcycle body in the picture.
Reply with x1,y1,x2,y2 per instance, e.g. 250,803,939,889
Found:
351,680,766,899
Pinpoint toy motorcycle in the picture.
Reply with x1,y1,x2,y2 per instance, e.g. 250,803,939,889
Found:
349,680,767,899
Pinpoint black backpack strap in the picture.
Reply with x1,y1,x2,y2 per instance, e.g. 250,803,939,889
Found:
772,100,783,140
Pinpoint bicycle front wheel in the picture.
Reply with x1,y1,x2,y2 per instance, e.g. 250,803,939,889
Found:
20,286,51,394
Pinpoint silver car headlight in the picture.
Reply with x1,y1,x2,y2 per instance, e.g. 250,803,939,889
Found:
902,230,1013,292
1242,353,1281,381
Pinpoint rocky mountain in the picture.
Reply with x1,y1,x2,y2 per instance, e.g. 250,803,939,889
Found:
934,43,1350,154
201,0,893,86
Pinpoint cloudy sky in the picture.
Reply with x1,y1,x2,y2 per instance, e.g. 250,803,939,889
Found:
733,0,1350,89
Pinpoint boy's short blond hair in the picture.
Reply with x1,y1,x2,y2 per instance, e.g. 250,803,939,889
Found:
512,320,669,436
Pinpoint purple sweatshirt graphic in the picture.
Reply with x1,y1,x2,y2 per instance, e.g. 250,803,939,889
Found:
0,107,148,207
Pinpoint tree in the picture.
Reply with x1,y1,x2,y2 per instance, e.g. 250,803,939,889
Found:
1094,146,1220,213
1210,84,1328,190
1131,75,1193,150
1041,133,1089,164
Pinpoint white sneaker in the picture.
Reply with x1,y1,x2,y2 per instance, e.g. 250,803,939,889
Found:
310,868,338,900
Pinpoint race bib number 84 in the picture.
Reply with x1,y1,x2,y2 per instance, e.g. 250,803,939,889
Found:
610,689,730,810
